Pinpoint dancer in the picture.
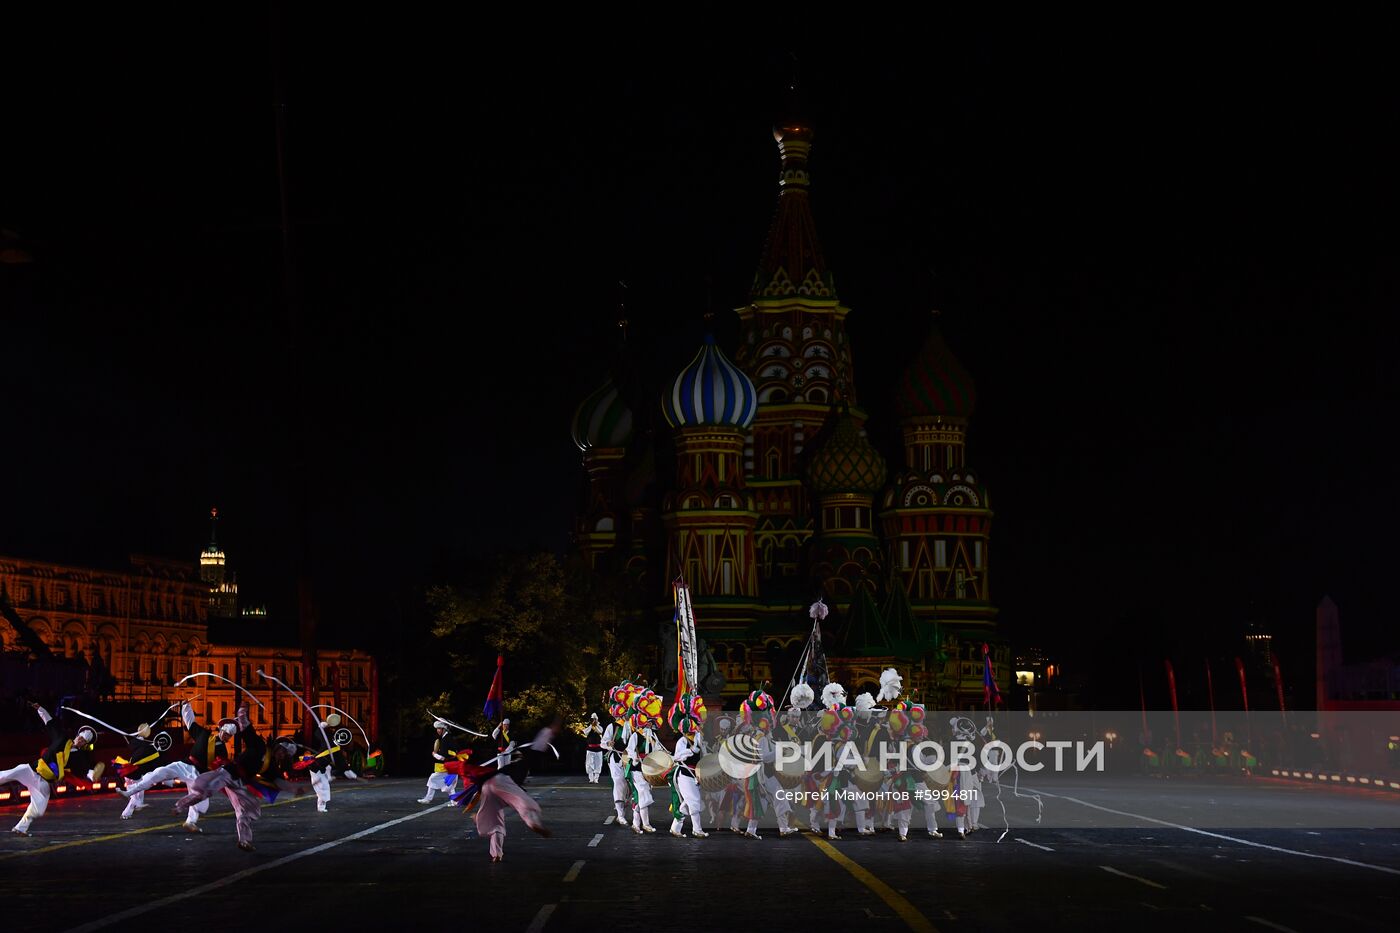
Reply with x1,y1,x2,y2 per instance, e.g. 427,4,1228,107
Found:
584,713,604,783
852,692,880,836
113,719,179,820
667,712,708,838
115,699,219,833
459,720,557,861
737,688,778,840
491,718,512,760
301,715,347,813
173,706,266,851
2,703,100,836
419,720,463,804
707,712,747,832
625,719,658,834
247,736,312,803
601,713,630,825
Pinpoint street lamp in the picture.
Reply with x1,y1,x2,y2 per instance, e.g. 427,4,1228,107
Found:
1105,730,1118,749
1028,730,1042,743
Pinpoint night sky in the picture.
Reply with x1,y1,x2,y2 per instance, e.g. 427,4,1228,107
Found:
4,16,1397,694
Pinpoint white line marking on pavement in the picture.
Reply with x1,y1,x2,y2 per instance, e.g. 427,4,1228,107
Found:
525,904,556,933
588,833,604,847
1033,788,1400,877
1015,838,1055,852
563,860,585,882
61,803,451,933
1245,917,1298,932
1100,865,1168,889
604,815,615,825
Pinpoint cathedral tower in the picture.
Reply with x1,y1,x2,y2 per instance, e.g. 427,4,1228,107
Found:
733,92,862,596
660,334,761,626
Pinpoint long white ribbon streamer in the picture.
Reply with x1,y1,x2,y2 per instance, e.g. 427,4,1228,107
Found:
257,669,334,763
426,709,487,738
57,706,138,737
173,672,266,710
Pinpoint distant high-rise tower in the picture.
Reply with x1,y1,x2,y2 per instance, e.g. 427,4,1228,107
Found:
199,508,239,619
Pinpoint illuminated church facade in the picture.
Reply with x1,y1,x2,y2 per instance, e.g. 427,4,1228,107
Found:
571,106,1007,709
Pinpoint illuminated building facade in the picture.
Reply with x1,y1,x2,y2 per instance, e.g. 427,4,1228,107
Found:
571,103,1008,708
0,517,377,737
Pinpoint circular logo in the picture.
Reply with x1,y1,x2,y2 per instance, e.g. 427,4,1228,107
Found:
718,733,764,781
332,728,352,747
152,732,173,752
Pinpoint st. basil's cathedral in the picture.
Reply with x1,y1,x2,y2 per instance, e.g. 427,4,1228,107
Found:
570,104,1006,710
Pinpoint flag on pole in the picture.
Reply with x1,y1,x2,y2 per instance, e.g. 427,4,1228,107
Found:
673,579,699,703
982,643,1003,708
483,655,504,721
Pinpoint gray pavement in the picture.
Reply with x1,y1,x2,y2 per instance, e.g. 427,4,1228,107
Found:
3,775,1399,932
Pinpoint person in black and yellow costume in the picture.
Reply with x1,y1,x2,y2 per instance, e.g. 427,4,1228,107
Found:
302,714,354,814
2,702,102,836
117,700,230,833
419,720,464,804
113,718,180,821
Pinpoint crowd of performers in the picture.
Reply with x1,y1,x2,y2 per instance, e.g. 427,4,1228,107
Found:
3,698,359,849
590,668,998,842
410,664,1008,861
2,668,1002,862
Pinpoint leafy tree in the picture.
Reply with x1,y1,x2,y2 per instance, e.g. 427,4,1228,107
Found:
420,551,645,737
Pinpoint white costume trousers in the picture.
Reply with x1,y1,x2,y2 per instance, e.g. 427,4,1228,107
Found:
474,774,543,859
1,764,51,833
121,762,208,825
176,769,261,846
607,757,629,820
310,769,331,811
670,771,703,834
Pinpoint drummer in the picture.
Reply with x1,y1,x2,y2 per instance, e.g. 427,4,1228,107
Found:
625,718,659,834
668,713,708,838
851,693,880,836
737,689,779,840
705,713,740,832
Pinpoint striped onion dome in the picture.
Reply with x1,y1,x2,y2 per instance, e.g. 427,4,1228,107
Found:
570,379,634,451
808,407,887,495
661,334,758,430
894,322,977,420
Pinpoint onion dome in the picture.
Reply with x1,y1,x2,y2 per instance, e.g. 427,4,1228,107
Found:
808,407,887,495
570,379,633,451
661,334,758,430
894,322,976,420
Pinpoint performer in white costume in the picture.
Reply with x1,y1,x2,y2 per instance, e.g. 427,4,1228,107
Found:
584,713,604,783
601,715,630,824
116,700,223,833
668,718,708,838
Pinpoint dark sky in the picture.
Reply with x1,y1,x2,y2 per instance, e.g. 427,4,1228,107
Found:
4,16,1397,683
